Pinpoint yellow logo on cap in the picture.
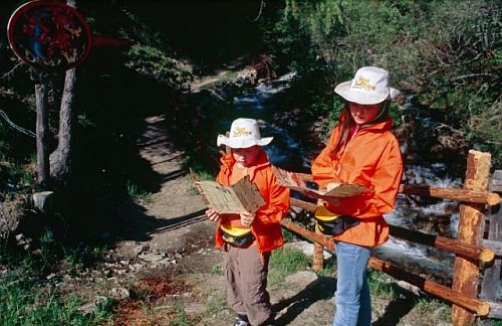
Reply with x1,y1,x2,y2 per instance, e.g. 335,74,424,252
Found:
354,76,376,91
232,127,252,137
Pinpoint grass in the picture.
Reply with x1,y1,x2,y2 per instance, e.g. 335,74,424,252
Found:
166,303,191,326
268,245,311,286
0,240,113,326
367,269,397,299
416,298,451,320
0,223,114,325
126,179,152,204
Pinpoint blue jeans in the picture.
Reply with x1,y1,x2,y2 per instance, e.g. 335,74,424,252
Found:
333,241,372,326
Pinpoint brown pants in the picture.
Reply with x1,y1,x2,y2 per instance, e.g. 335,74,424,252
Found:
225,244,272,325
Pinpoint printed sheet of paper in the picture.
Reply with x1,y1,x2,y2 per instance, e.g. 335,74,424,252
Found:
195,176,265,214
272,166,370,199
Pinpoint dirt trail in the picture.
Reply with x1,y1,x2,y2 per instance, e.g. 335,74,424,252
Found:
112,114,214,259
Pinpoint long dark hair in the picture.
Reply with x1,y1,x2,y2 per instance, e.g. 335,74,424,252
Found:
330,100,390,156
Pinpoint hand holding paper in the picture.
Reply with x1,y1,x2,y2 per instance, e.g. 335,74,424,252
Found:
272,166,370,201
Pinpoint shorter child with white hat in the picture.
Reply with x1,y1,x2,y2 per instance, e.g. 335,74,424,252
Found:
205,117,289,326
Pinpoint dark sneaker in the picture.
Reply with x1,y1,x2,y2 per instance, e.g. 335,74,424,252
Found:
233,315,250,326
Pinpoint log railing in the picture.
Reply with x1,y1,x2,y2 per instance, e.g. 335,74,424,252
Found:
280,150,501,325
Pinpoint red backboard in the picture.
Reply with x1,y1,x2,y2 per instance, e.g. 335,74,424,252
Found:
7,0,92,72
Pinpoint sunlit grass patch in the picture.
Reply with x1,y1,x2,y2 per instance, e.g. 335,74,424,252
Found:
269,246,311,285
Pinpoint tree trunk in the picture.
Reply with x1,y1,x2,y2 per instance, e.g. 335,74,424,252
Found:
49,67,76,185
49,0,79,186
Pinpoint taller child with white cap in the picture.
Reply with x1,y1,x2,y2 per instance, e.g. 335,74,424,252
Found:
311,67,404,326
205,118,290,326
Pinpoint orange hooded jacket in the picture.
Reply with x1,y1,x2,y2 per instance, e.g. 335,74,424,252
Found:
311,118,403,248
214,148,290,253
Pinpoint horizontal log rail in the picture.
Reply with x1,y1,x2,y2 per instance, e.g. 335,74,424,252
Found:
400,185,500,206
280,219,334,251
291,197,317,211
289,173,500,206
369,258,490,317
390,225,495,265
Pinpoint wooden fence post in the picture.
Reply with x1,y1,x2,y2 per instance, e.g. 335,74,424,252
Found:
452,150,492,325
35,80,50,189
313,192,326,271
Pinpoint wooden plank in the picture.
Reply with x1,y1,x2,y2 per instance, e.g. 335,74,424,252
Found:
452,150,492,325
490,170,502,193
480,171,502,300
480,209,502,300
480,239,502,257
488,301,502,319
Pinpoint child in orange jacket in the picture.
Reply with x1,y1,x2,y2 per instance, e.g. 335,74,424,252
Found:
311,67,403,326
205,118,290,326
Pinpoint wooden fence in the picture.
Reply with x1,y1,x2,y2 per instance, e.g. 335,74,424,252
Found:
280,150,502,325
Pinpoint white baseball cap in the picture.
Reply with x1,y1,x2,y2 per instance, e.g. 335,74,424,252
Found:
217,118,273,149
334,66,400,105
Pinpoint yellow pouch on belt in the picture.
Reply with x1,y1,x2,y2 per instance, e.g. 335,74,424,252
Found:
220,225,255,247
314,204,340,222
314,204,360,235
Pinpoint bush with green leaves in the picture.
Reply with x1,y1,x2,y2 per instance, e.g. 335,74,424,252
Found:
261,0,501,168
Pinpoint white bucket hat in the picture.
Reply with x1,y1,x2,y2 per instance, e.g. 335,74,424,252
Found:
334,66,400,105
217,118,273,149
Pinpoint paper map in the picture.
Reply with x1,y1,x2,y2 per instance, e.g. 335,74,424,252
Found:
272,166,370,200
195,176,266,214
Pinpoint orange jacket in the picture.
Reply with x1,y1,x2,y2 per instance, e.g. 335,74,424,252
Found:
311,118,403,247
214,148,290,253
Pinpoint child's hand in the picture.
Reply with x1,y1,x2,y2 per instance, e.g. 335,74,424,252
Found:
205,208,221,222
240,211,255,227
